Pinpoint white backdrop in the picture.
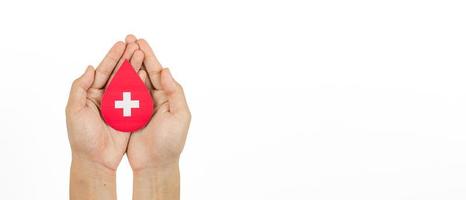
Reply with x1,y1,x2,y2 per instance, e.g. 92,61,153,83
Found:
0,0,465,199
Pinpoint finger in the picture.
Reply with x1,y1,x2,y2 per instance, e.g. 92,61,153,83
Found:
156,98,170,113
66,66,95,113
137,70,147,85
92,41,125,89
131,50,144,72
125,34,137,43
115,42,139,72
160,68,190,116
137,39,163,89
138,70,162,112
152,89,168,112
138,69,153,90
107,42,139,85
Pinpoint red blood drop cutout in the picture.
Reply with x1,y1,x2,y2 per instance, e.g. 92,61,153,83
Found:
101,60,154,132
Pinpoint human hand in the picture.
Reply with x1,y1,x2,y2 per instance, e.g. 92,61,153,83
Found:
126,39,191,200
66,35,143,199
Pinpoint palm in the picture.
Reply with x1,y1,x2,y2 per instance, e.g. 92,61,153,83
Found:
66,38,141,170
127,39,191,171
128,95,188,170
67,88,129,169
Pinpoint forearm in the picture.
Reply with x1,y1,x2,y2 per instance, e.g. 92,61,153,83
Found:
132,162,180,200
70,156,117,200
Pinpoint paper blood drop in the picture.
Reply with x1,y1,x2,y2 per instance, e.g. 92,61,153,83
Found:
101,60,154,132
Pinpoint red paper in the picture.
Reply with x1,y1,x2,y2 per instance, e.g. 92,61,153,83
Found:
101,60,154,132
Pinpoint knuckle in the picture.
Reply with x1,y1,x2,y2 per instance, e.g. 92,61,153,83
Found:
187,110,192,120
65,105,70,115
106,51,120,63
148,70,160,77
128,42,138,49
96,67,111,76
65,103,75,115
71,78,80,88
177,83,184,92
179,109,191,120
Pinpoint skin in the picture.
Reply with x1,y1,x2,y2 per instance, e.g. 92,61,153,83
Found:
66,35,190,200
128,39,191,200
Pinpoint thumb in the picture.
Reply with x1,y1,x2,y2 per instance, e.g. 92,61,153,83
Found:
160,68,190,116
66,66,95,114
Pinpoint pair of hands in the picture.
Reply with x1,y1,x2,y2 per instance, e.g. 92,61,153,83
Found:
66,35,191,199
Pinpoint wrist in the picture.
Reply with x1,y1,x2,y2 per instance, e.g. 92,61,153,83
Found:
133,160,179,178
71,155,117,177
70,155,117,200
71,153,117,173
133,162,180,200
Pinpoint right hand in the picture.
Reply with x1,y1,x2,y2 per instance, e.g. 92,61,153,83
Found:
66,35,143,170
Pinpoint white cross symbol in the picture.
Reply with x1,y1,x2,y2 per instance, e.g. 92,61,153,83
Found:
114,92,140,117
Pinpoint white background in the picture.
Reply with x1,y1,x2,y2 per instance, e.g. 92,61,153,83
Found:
0,0,465,199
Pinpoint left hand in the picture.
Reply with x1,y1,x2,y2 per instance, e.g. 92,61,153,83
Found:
126,39,191,172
